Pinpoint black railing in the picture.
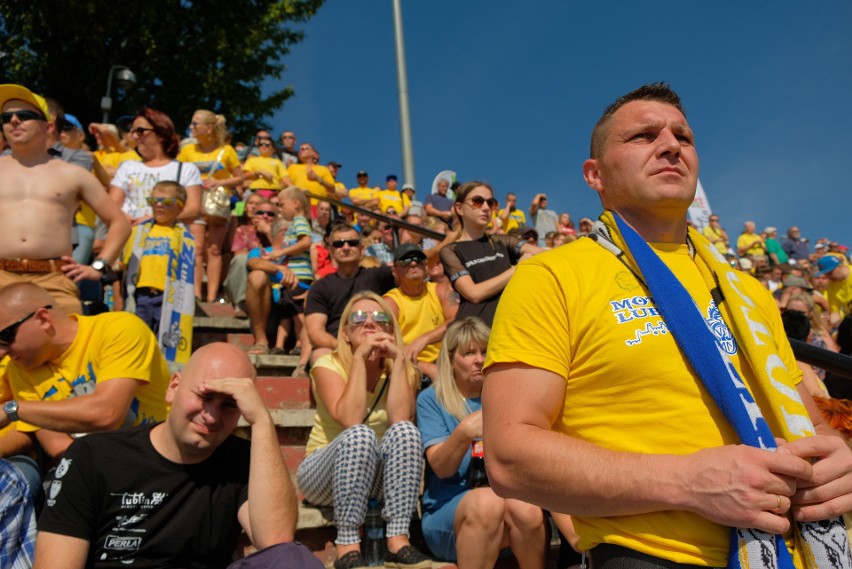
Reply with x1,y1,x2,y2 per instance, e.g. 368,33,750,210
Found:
789,338,852,380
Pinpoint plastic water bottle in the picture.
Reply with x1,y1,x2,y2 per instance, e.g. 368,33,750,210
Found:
363,499,385,566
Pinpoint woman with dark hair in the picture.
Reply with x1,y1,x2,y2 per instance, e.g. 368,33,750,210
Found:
178,110,244,302
439,181,542,326
109,108,202,226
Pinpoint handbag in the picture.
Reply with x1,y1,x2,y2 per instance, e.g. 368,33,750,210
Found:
201,148,232,218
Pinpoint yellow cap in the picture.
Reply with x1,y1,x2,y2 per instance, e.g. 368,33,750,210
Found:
0,84,51,120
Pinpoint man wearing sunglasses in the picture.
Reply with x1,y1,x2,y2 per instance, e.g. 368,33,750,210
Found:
0,282,169,467
305,222,396,364
0,84,130,314
383,244,457,381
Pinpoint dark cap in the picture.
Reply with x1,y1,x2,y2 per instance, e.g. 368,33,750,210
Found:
386,174,398,181
356,170,368,177
393,243,426,263
327,161,342,168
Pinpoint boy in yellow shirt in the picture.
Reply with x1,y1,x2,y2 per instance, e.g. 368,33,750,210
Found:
124,181,196,370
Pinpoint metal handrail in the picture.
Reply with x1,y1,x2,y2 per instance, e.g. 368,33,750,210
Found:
789,338,852,380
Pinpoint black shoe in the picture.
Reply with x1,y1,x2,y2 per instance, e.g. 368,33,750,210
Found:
334,551,369,569
385,545,431,569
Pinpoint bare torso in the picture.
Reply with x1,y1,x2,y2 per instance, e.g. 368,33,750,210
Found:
0,154,84,258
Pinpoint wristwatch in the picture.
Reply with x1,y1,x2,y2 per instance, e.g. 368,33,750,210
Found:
3,400,19,422
91,258,111,273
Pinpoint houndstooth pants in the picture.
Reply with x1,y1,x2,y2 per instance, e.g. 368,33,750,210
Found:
296,422,423,545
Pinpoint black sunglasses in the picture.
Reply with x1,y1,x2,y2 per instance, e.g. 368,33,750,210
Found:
130,126,155,136
0,305,51,346
257,142,273,147
466,196,498,208
254,210,276,217
0,110,47,125
331,239,361,248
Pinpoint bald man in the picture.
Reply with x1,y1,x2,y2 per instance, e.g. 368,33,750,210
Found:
35,343,309,569
0,283,170,460
0,84,130,314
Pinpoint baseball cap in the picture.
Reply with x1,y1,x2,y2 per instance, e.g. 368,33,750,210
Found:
386,174,398,181
393,243,426,263
63,113,83,131
402,183,415,192
764,226,777,235
815,255,842,276
0,84,51,119
356,170,368,177
327,161,342,168
782,276,813,290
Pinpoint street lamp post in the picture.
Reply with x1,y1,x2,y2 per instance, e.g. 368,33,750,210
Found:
101,65,136,123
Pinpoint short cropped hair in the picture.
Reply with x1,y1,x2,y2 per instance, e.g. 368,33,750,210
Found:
152,180,187,203
590,82,686,159
280,186,308,214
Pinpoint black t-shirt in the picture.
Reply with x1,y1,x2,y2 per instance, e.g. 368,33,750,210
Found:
39,424,250,569
439,234,522,326
305,265,395,334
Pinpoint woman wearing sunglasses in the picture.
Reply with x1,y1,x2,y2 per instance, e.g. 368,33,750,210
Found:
417,317,546,567
439,181,542,327
242,135,287,199
109,108,203,228
178,110,244,303
297,291,431,569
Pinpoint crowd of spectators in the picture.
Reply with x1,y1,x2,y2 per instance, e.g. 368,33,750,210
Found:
3,84,852,568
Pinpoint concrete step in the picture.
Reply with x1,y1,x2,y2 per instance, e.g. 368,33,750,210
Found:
255,376,312,409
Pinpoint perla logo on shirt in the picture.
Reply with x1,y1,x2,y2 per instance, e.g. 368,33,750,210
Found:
612,295,738,354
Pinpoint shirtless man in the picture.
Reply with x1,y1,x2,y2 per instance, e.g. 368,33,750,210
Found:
0,84,130,314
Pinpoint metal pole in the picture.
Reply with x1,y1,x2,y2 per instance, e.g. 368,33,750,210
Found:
391,0,415,188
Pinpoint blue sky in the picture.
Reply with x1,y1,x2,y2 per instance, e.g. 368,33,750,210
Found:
265,1,852,246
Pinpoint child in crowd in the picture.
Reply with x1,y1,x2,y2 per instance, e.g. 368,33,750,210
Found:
261,186,313,372
124,181,196,370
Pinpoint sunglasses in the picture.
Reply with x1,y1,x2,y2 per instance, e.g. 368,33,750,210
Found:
396,257,424,267
60,122,78,132
332,239,361,248
257,142,273,147
348,310,391,329
254,210,276,217
146,197,182,207
0,110,47,124
0,305,51,346
130,127,155,136
466,196,498,208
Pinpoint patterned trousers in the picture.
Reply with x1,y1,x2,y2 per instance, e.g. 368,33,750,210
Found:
296,422,423,545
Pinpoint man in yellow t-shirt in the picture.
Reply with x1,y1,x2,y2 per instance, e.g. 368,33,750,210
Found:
0,283,170,460
378,175,410,216
701,213,729,255
285,142,338,206
482,83,852,568
736,220,766,258
349,170,380,208
815,254,852,321
498,192,527,234
383,244,456,380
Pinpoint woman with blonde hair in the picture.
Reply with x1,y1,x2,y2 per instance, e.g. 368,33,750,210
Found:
297,291,431,569
178,109,244,302
416,317,546,567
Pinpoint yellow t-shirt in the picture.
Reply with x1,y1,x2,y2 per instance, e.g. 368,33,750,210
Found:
485,237,801,566
6,312,170,432
384,282,444,363
123,224,175,291
826,271,852,318
701,225,728,255
285,164,335,205
349,186,380,205
305,354,390,455
737,233,765,257
178,144,240,181
243,155,287,191
378,189,410,214
498,208,527,234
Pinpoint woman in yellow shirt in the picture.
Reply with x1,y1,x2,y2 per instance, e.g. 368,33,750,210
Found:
178,110,244,302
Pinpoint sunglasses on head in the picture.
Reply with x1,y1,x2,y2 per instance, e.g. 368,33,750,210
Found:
0,110,47,124
0,305,51,347
146,197,182,207
466,196,498,208
332,239,361,248
348,310,391,329
254,210,276,217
